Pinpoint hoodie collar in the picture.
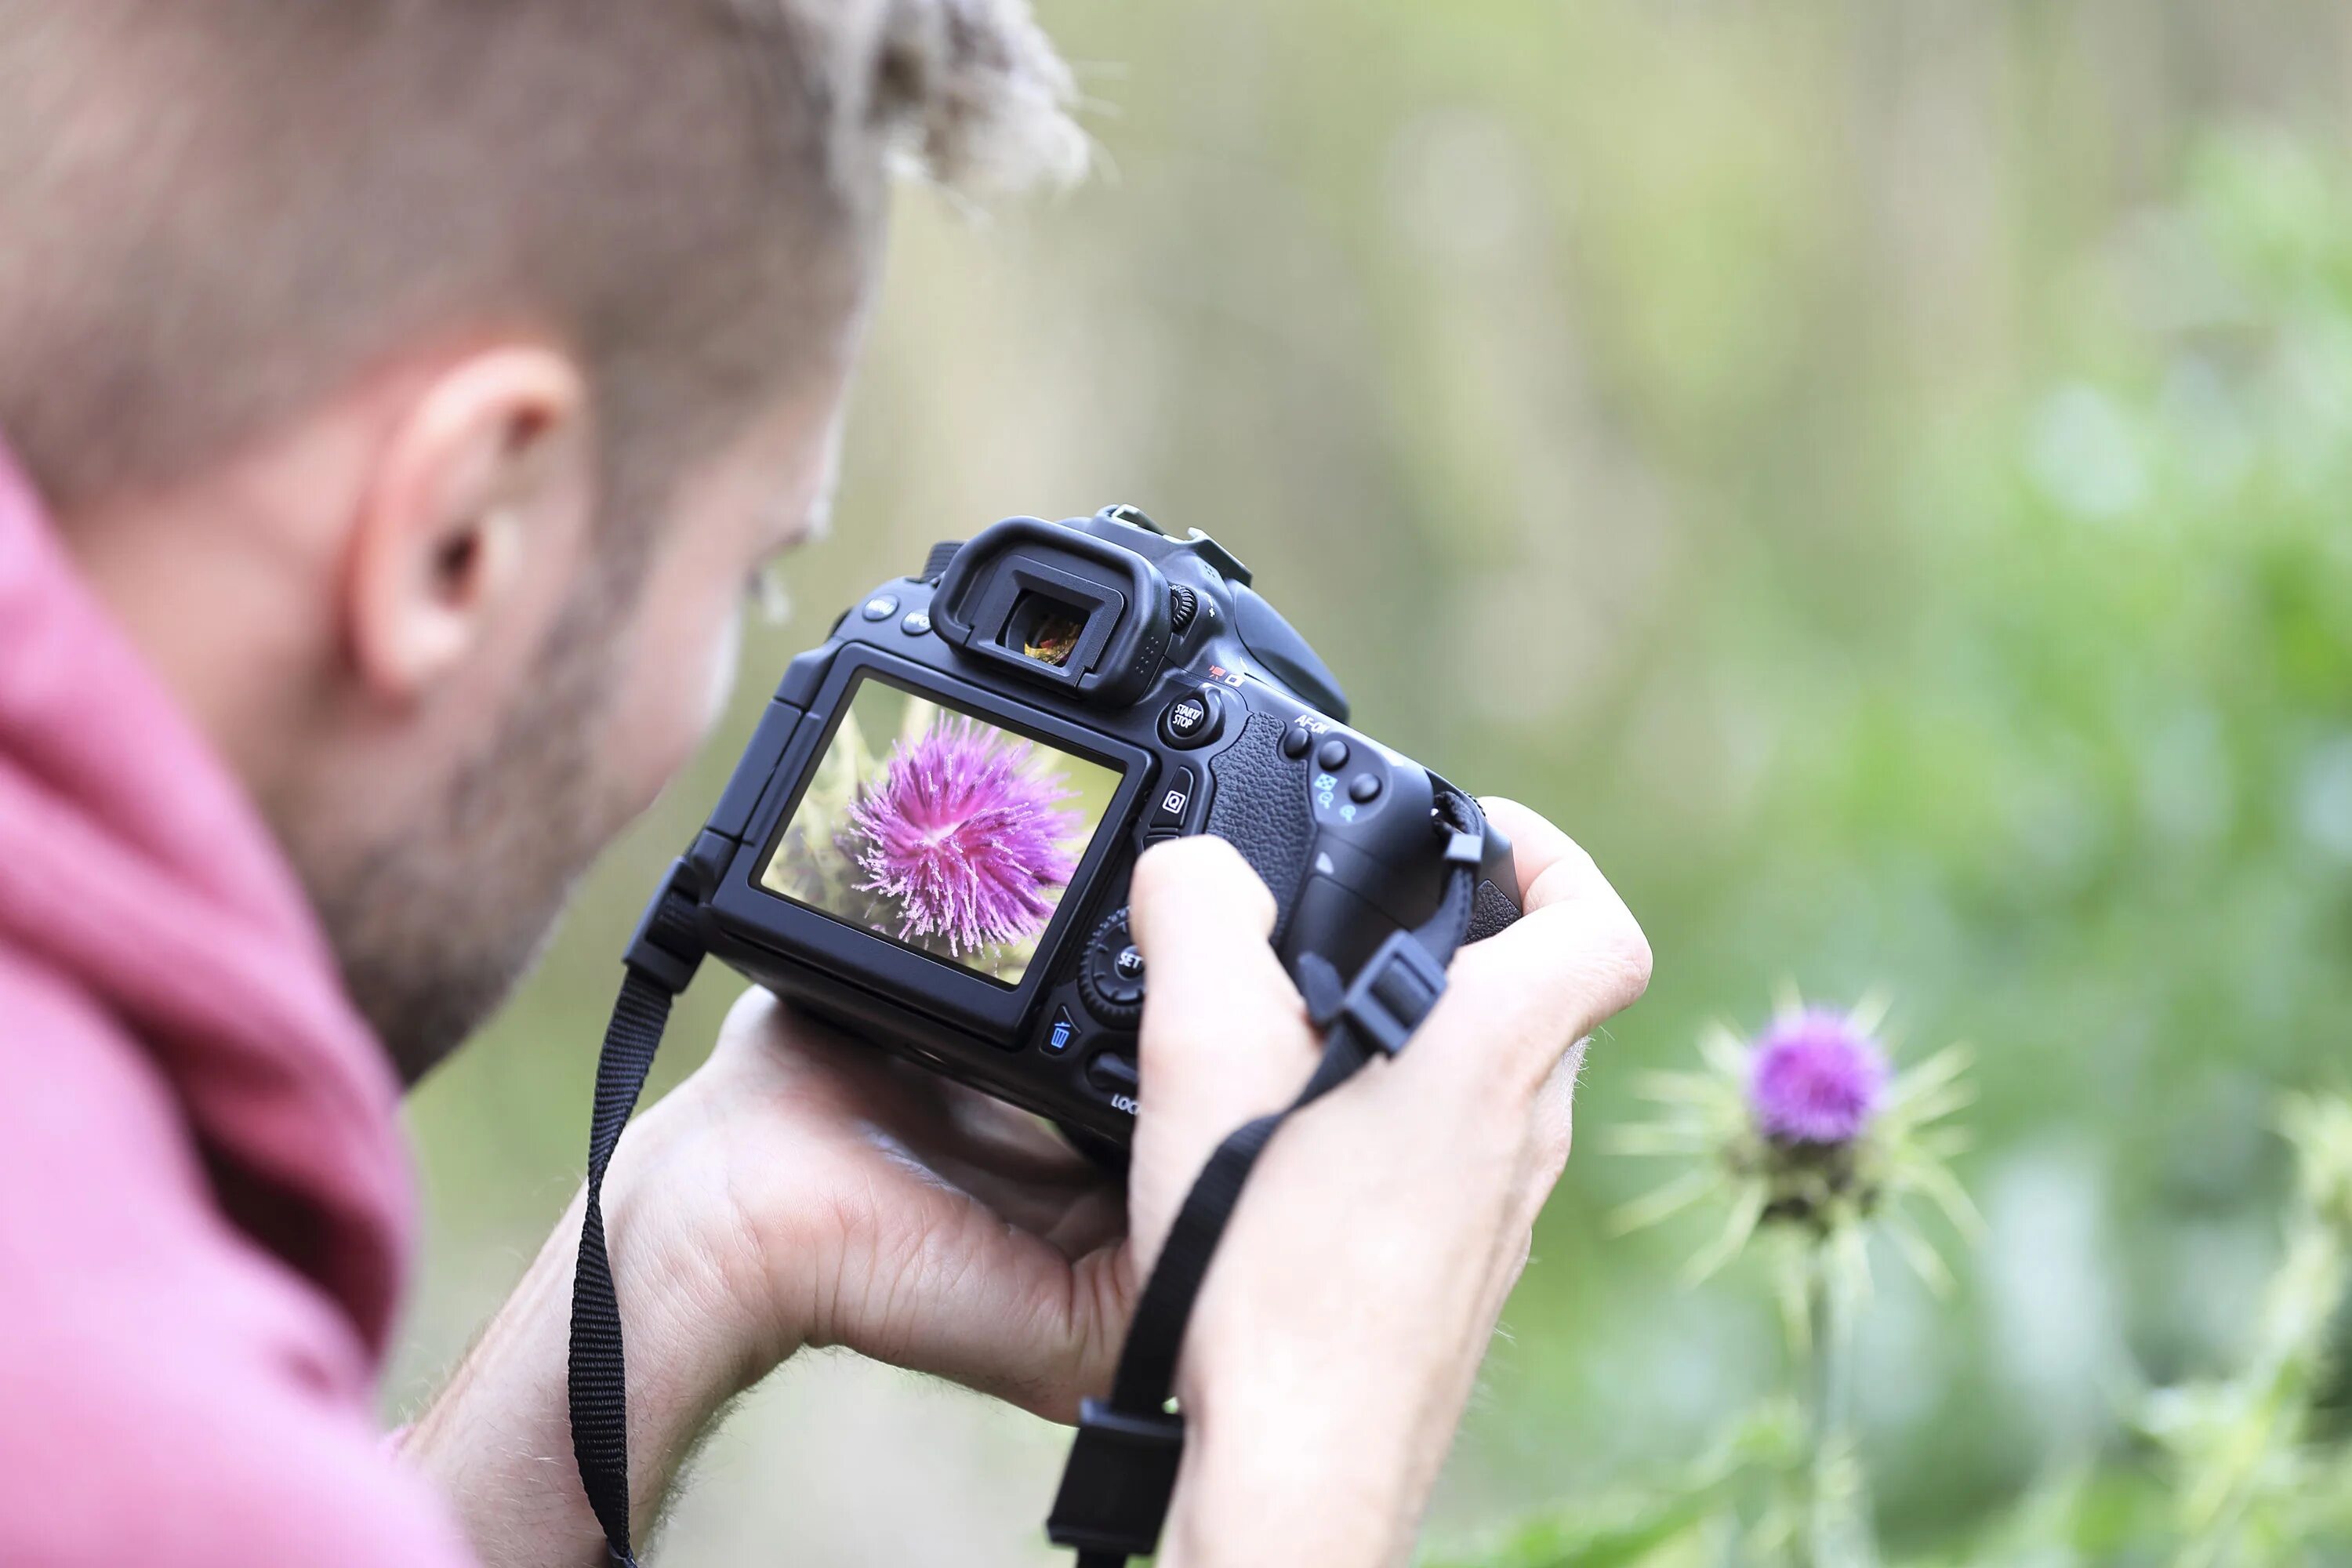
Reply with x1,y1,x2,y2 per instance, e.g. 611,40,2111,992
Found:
0,445,413,1367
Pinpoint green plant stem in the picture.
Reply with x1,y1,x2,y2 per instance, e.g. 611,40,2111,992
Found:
1797,1241,1878,1568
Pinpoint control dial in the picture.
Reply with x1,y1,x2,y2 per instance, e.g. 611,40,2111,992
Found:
1076,906,1147,1026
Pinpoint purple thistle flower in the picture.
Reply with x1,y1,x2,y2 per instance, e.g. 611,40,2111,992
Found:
847,717,1083,955
1746,1008,1889,1146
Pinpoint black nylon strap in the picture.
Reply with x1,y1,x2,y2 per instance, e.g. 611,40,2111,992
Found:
1047,792,1487,1565
568,873,706,1568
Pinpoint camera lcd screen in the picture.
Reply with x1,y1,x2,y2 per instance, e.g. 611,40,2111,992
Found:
756,675,1123,987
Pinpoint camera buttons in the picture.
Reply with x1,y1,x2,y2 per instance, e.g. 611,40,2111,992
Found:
1042,1007,1080,1056
859,593,899,622
1348,772,1383,804
1159,686,1225,750
1316,737,1351,771
1281,724,1314,760
1085,1051,1141,1101
898,608,932,637
1148,767,1199,835
1078,907,1147,1025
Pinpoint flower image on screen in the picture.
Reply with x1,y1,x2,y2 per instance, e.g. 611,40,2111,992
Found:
757,676,1123,985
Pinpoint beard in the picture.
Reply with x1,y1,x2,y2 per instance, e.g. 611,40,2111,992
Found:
308,591,634,1085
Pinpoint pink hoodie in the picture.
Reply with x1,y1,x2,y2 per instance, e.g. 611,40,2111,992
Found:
0,446,471,1564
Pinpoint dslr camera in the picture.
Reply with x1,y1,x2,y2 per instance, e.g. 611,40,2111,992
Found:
648,505,1522,1146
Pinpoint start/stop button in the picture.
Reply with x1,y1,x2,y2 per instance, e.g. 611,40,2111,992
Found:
1158,685,1225,750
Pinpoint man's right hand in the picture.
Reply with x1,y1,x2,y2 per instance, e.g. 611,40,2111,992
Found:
1124,798,1651,1568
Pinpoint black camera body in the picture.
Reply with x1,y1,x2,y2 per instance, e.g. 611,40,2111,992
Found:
658,506,1521,1145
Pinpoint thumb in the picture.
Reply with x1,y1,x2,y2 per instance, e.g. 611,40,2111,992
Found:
1124,836,1320,1259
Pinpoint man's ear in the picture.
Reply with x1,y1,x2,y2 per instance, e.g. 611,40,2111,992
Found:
345,346,592,705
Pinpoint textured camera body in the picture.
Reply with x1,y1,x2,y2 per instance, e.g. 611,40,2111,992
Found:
666,507,1521,1145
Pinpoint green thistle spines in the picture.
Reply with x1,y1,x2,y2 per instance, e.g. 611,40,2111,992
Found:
1611,998,1976,1298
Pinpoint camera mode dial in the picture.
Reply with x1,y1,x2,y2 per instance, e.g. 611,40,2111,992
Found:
1077,906,1147,1026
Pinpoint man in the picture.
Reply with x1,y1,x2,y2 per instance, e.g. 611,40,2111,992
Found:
0,3,1651,1565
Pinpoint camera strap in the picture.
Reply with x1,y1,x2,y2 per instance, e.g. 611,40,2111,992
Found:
563,795,1489,1568
1045,787,1491,1568
568,871,707,1568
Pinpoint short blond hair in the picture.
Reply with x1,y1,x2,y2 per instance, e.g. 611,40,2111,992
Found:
0,0,1082,514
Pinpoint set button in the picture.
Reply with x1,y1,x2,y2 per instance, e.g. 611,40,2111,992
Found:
1077,907,1148,1025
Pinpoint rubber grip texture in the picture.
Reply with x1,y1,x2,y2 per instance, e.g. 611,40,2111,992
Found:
1467,878,1519,944
1205,713,1317,946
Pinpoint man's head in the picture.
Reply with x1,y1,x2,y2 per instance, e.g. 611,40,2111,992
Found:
0,0,1080,1080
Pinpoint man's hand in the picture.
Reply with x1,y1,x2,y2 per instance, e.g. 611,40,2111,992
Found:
403,990,1140,1568
604,987,1144,1418
1130,799,1651,1567
404,797,1645,1568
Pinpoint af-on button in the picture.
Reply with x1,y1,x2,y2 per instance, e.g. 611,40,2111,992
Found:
1158,686,1225,750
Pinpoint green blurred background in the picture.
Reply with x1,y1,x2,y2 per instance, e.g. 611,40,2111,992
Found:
390,2,2352,1560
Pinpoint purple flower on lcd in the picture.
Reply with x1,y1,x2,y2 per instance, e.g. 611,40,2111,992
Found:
1746,1008,1889,1146
848,718,1081,955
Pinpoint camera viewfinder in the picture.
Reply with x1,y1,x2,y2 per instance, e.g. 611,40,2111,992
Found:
1010,590,1087,668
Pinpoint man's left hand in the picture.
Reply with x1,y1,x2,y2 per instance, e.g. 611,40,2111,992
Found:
403,991,1138,1568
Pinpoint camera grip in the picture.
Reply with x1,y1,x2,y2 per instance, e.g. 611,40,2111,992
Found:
1466,876,1520,942
1203,713,1317,943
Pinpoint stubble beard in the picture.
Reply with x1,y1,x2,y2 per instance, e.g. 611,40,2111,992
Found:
310,586,636,1086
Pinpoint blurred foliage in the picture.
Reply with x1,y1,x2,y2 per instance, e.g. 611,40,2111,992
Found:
394,3,2352,1563
1426,1404,1806,1568
2139,1096,2352,1567
1443,1091,2352,1568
